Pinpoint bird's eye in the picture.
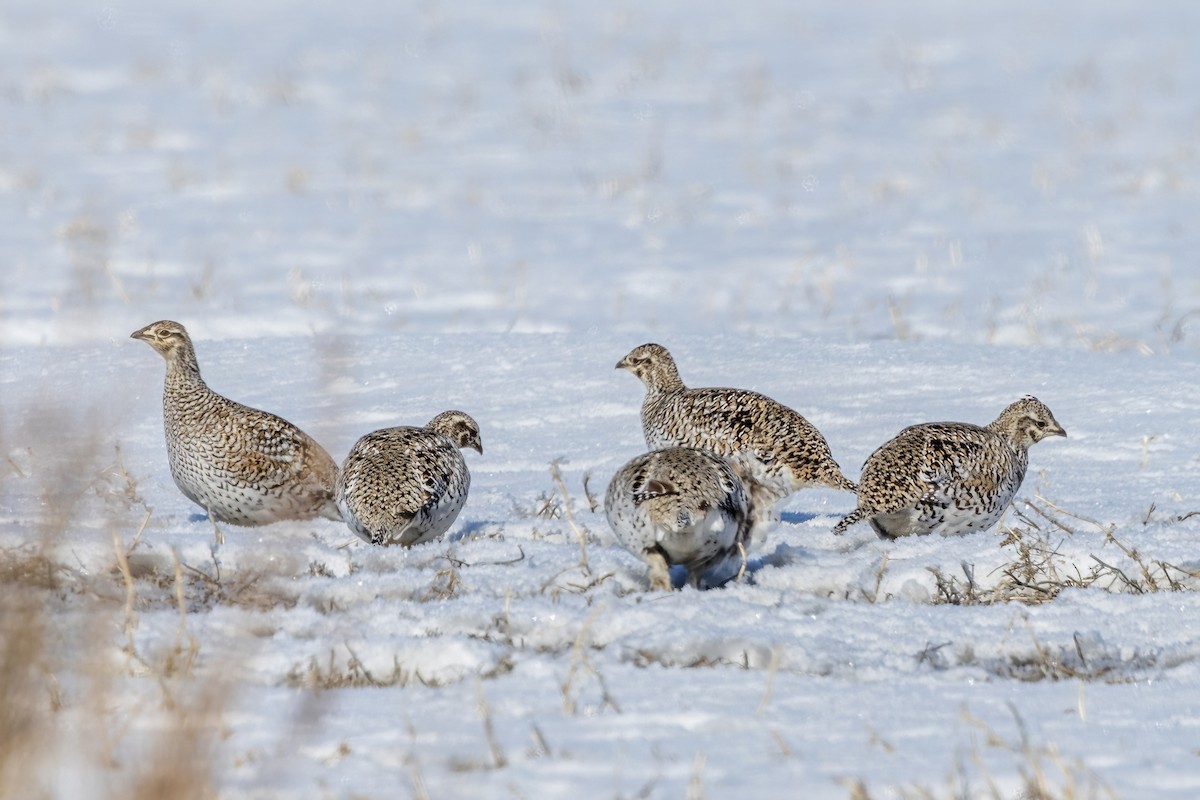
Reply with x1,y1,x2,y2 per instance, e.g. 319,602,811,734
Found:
1033,419,1046,429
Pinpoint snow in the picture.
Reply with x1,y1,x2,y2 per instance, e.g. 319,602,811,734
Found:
3,0,1200,797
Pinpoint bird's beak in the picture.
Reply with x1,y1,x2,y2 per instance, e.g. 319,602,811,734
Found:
472,439,484,455
1050,422,1067,438
615,356,630,371
130,326,151,342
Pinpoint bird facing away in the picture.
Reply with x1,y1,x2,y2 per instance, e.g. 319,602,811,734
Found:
605,447,751,591
616,343,856,544
832,396,1067,539
336,410,482,547
131,320,342,526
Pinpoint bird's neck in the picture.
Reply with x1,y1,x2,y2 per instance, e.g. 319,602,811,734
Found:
646,364,685,395
985,416,1028,451
988,417,1017,448
163,343,205,395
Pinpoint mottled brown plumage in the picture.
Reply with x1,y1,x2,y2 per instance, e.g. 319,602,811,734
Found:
616,343,855,543
131,320,341,526
336,411,482,547
832,396,1066,538
605,447,751,590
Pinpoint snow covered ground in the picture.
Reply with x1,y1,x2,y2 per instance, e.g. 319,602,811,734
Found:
2,1,1200,797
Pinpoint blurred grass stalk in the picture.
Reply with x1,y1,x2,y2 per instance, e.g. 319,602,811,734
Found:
0,412,225,800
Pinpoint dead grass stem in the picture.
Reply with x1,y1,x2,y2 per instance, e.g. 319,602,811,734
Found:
929,496,1199,607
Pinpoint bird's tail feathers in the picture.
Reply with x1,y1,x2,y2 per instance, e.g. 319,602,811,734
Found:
831,507,867,535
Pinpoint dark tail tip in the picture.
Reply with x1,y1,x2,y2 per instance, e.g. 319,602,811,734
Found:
831,508,866,535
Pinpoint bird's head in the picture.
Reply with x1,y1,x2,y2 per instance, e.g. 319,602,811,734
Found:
995,395,1067,448
429,410,483,454
130,319,192,361
615,343,683,392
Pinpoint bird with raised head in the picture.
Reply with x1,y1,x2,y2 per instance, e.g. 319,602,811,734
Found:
616,342,856,544
131,319,342,527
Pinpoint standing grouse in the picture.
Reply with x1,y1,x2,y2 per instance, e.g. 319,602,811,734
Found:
616,343,855,543
131,320,341,526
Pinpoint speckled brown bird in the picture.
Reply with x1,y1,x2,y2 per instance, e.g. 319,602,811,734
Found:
616,343,856,543
336,411,482,547
131,319,342,526
832,396,1066,538
605,447,751,591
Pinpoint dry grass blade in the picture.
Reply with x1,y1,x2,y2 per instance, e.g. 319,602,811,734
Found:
685,751,707,800
112,528,139,658
561,604,620,715
755,647,782,716
0,410,253,799
581,471,600,513
476,680,508,769
0,594,48,797
1031,493,1112,532
931,495,1200,607
550,460,590,573
541,461,614,596
419,565,465,602
122,675,227,800
438,545,526,569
